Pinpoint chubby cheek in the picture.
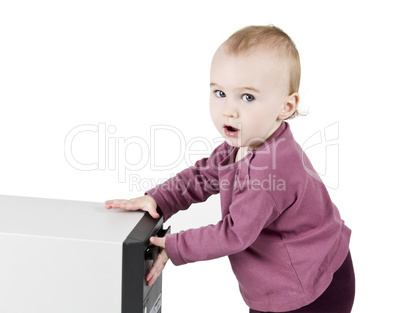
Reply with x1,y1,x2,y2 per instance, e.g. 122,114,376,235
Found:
243,111,275,139
209,102,222,131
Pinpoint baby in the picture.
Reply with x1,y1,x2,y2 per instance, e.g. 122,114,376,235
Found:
105,25,355,313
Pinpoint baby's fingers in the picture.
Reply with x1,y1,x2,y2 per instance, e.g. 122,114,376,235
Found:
146,250,168,286
105,196,159,217
104,199,128,210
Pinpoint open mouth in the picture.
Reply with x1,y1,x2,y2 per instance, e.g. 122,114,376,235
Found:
225,125,238,131
224,124,240,137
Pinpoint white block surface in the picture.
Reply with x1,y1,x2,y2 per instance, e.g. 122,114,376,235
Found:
0,195,145,313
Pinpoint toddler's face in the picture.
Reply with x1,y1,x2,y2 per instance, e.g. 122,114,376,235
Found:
209,47,294,150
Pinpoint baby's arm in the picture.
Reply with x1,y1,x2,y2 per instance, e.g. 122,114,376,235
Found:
105,143,226,285
166,188,279,266
105,195,160,219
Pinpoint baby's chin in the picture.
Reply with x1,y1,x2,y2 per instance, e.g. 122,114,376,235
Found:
224,137,267,150
224,138,243,148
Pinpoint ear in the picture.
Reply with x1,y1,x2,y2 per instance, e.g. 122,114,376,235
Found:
277,92,300,120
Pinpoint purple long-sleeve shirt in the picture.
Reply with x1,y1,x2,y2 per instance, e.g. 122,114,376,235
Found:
147,122,351,312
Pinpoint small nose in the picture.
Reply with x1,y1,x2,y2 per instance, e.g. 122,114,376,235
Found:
223,101,239,118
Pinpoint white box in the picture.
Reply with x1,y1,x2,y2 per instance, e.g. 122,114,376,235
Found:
0,195,166,313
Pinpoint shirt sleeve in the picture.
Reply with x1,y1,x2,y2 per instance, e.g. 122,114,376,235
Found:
165,187,280,266
146,143,228,221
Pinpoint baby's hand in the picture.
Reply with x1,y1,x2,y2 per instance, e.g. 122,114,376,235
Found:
105,195,160,219
146,236,169,286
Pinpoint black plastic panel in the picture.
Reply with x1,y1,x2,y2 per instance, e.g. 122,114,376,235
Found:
122,214,168,313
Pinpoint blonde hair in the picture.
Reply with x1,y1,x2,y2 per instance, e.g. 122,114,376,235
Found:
221,25,302,119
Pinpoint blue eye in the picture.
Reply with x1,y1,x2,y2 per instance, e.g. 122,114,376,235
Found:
242,94,255,102
214,90,226,98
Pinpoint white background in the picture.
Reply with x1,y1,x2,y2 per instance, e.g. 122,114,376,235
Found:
1,1,401,312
